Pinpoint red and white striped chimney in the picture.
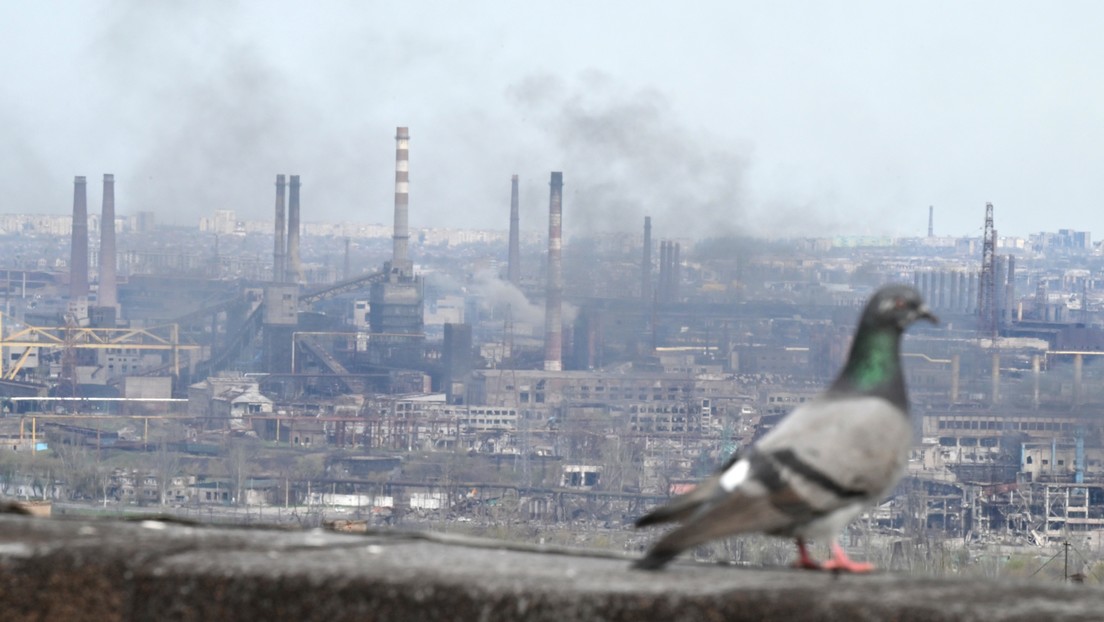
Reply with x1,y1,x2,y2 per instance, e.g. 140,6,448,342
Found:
543,172,564,372
391,126,412,276
70,176,89,299
98,174,117,309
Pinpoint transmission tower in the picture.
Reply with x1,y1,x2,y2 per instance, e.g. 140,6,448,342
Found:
978,202,998,340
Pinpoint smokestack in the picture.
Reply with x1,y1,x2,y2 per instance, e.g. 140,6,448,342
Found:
543,172,563,372
98,174,117,309
959,270,969,312
286,175,301,283
641,216,652,303
391,126,412,276
507,174,521,285
70,176,89,299
994,254,1005,324
928,205,934,237
273,174,287,282
666,243,675,302
968,272,978,314
661,240,678,302
658,241,669,302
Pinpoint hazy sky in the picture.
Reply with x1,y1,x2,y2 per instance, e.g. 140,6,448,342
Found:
2,2,1103,240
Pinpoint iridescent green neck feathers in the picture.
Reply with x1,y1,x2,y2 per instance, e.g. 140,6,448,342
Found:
832,327,908,410
848,330,898,391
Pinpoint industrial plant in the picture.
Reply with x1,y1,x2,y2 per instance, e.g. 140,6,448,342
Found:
3,127,1104,573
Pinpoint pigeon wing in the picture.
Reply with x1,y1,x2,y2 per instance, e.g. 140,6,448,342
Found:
634,395,911,569
755,394,913,505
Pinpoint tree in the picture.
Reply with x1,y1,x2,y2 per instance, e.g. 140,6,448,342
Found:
51,435,101,501
153,440,182,506
221,436,260,506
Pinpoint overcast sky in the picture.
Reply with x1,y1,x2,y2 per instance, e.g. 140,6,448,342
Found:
1,2,1102,240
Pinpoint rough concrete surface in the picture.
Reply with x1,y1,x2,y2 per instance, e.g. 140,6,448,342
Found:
0,515,1099,621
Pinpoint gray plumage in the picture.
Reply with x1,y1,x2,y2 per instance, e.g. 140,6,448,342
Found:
634,284,936,571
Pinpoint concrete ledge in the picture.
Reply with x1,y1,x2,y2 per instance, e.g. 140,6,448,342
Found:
0,516,1099,621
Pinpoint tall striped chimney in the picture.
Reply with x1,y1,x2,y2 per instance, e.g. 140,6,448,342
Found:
641,216,652,303
391,126,412,276
70,176,89,299
273,174,287,282
543,172,564,372
507,174,521,285
928,205,934,237
98,174,117,309
286,175,301,283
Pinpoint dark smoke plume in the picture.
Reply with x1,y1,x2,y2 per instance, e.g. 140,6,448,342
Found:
509,71,749,239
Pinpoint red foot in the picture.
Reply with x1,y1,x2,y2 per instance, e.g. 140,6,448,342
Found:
792,538,822,570
822,542,874,573
792,539,875,572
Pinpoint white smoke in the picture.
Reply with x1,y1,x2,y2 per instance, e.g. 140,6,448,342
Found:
469,269,543,327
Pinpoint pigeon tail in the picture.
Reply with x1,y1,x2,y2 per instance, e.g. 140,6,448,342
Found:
635,504,690,528
635,476,727,528
632,546,680,571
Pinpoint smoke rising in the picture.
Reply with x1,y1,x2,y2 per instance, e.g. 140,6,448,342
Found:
82,2,387,227
508,71,750,240
6,5,762,238
469,269,543,328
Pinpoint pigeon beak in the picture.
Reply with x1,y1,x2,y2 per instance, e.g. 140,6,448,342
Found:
917,305,939,325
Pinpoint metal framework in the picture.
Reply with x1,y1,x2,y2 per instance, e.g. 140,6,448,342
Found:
299,269,386,304
0,312,199,379
291,331,365,395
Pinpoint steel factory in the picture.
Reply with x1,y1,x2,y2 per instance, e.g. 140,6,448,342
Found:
2,128,1104,567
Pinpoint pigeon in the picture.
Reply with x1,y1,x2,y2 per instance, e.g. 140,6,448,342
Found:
633,284,937,572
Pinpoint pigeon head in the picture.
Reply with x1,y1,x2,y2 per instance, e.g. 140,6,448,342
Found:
861,284,939,332
833,284,937,404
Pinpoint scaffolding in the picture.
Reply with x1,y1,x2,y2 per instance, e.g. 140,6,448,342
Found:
0,311,199,379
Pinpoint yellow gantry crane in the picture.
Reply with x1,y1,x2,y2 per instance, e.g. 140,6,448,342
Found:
0,311,201,381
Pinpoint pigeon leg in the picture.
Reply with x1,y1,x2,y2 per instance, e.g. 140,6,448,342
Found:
793,537,821,570
821,540,874,573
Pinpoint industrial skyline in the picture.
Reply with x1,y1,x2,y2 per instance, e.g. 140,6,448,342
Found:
2,141,1104,584
9,3,1104,602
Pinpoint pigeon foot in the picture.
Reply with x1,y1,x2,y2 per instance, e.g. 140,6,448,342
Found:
821,541,874,573
792,538,822,570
